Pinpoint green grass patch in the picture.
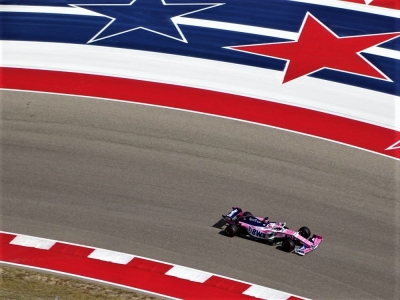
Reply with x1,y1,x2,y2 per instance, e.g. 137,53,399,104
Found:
0,265,162,300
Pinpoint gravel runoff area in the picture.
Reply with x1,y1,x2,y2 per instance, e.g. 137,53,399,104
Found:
0,265,163,300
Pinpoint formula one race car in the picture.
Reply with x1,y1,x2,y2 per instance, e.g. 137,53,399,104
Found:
222,207,322,256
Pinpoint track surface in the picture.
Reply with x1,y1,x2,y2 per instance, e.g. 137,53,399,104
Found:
2,90,399,299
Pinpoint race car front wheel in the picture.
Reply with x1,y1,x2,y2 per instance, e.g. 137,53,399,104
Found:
225,224,239,237
298,226,311,239
281,239,296,252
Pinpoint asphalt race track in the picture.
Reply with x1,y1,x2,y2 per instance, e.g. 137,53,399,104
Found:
2,90,399,300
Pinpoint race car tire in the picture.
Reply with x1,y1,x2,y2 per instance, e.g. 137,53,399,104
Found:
243,212,253,217
225,224,239,237
281,239,296,252
298,226,311,239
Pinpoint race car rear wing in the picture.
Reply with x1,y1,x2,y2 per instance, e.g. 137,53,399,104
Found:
222,207,243,224
295,234,323,256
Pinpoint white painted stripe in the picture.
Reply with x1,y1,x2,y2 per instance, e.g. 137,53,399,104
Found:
0,5,399,60
88,249,135,264
165,266,212,283
243,285,292,300
365,46,400,60
290,0,400,17
10,235,56,250
396,98,400,129
1,40,399,131
0,5,103,16
175,17,298,40
2,2,399,18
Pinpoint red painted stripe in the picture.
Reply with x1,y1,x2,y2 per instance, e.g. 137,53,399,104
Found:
128,257,173,273
0,233,264,299
288,297,306,300
204,275,251,293
0,233,15,246
52,243,94,257
341,0,399,9
1,67,399,160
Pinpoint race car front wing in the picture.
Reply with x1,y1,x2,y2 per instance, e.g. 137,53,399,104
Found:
294,234,323,256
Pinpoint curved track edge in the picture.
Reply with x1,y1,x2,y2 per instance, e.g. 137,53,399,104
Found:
0,231,307,300
1,67,399,160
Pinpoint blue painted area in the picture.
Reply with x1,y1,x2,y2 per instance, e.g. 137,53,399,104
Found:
2,0,398,36
0,12,287,70
242,217,264,227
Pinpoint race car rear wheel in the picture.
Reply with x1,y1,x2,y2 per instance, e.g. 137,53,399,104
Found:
243,212,253,217
298,226,311,239
281,239,296,252
225,224,239,237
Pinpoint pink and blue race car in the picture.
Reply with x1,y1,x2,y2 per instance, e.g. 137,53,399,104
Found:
222,207,322,256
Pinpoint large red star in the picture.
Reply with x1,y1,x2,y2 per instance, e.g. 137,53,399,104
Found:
229,13,400,83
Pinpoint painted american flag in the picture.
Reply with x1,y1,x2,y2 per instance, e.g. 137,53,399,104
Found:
1,0,399,159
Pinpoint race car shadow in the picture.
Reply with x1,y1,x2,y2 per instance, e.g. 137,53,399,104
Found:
212,218,227,229
219,230,293,253
275,245,289,252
